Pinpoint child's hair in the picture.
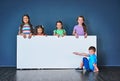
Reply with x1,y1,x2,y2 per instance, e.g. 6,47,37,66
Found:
77,16,87,34
34,25,45,35
19,14,33,34
56,20,63,29
89,46,96,52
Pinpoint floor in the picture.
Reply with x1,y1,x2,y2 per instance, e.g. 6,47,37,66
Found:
0,67,120,81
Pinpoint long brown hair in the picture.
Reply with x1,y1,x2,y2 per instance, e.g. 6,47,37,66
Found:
19,14,34,34
77,16,87,34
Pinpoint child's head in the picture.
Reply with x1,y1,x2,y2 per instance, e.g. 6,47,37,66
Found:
35,25,44,35
77,16,85,25
56,20,63,29
22,14,31,24
88,46,96,54
77,16,87,33
20,14,33,34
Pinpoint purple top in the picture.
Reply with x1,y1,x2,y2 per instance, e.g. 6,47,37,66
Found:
73,25,84,36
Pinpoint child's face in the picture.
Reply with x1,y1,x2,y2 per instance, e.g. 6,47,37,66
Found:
89,50,95,54
37,28,43,34
56,23,62,29
77,17,84,25
23,16,29,24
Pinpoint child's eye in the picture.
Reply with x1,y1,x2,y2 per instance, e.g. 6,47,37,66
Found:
23,18,28,19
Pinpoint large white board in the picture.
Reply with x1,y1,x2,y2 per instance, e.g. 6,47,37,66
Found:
17,36,97,69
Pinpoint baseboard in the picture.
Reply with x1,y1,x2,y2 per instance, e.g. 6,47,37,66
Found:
98,65,120,69
0,66,120,69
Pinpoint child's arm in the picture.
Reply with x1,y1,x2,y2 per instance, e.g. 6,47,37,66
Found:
73,52,88,57
18,30,27,38
28,33,32,38
53,30,55,35
73,30,79,38
72,30,76,36
18,27,23,35
62,30,66,37
18,27,26,38
84,33,87,38
54,33,60,37
93,64,99,72
53,30,59,36
18,29,22,35
62,33,66,37
19,33,27,38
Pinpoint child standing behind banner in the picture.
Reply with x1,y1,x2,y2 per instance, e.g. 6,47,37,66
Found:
34,25,46,36
73,16,87,38
53,20,66,37
18,14,34,38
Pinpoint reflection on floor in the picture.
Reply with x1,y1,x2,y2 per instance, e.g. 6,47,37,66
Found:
0,67,120,81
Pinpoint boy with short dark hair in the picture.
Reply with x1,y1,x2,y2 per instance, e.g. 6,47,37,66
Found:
73,46,99,72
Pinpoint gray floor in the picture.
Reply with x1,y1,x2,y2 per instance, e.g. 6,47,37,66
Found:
0,67,120,81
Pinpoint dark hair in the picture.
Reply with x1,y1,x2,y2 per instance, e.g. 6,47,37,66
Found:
34,25,45,35
77,16,87,34
56,20,63,29
19,14,34,34
88,46,96,52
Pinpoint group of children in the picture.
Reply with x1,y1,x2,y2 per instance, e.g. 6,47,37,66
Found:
18,14,87,38
18,14,99,72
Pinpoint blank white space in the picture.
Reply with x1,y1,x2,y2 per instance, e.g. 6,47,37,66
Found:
17,36,96,69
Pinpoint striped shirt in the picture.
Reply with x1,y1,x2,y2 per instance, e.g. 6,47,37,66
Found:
22,24,31,34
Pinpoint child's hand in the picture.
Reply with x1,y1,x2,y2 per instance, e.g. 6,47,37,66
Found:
84,33,87,38
45,34,47,37
93,64,99,72
73,52,79,55
28,34,32,39
62,35,65,37
94,69,99,72
23,34,26,38
75,34,79,38
56,34,60,38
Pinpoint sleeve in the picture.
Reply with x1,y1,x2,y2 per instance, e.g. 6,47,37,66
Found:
73,26,76,32
63,29,66,33
53,30,56,34
91,56,97,64
94,56,97,64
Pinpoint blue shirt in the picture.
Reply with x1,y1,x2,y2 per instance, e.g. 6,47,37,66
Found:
88,54,97,71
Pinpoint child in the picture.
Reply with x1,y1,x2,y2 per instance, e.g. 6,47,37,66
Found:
18,14,34,38
73,46,99,72
34,25,46,36
73,16,87,38
53,20,66,37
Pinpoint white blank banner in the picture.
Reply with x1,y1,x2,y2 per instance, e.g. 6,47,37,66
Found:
17,36,97,69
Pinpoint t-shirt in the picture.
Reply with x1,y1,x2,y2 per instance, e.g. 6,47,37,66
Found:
22,24,31,34
73,25,84,36
88,54,97,71
53,29,66,36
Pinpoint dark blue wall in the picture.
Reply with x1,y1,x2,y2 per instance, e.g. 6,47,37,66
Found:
0,0,120,67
